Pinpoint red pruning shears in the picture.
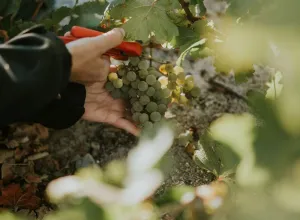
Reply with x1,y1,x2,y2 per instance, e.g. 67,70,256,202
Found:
59,26,143,61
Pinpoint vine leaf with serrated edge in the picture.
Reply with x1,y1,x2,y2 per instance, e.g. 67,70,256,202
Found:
176,38,206,67
109,0,179,43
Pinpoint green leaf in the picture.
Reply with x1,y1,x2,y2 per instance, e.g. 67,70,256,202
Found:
193,140,220,176
155,185,195,206
110,0,179,42
2,0,21,17
72,0,108,28
51,6,72,24
176,38,206,66
106,0,125,7
171,19,208,53
214,143,240,176
0,0,9,15
190,0,206,16
265,71,283,100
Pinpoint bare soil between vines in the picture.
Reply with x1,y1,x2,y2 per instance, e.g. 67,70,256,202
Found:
0,54,271,219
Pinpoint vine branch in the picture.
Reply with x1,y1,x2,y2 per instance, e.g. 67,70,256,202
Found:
208,75,249,104
178,0,202,23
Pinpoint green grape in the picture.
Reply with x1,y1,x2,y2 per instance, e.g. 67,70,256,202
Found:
148,67,156,71
146,102,158,113
118,68,126,76
121,85,129,93
190,87,201,97
176,72,186,85
138,60,149,70
127,71,137,81
176,77,185,86
111,89,121,99
167,82,177,90
185,75,194,82
105,82,114,92
138,69,148,79
108,72,118,82
146,75,156,85
172,87,182,99
165,63,174,73
158,104,167,114
174,66,184,75
146,87,155,97
128,88,137,98
158,76,168,87
168,72,177,82
177,72,185,80
154,89,163,100
153,81,162,90
179,94,188,104
149,70,162,78
162,88,171,98
138,81,148,92
113,78,123,89
132,101,143,112
150,112,162,122
143,121,153,130
159,98,171,105
184,80,194,92
132,112,141,122
130,97,138,104
130,57,140,66
138,90,146,98
122,76,130,85
139,113,149,123
131,80,139,89
139,95,150,105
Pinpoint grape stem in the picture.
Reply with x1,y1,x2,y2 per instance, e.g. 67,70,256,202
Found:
178,0,203,23
142,55,169,65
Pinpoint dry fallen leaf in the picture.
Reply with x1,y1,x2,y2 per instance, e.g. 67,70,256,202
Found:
0,183,41,210
25,174,42,184
1,162,15,183
34,124,49,140
0,150,14,164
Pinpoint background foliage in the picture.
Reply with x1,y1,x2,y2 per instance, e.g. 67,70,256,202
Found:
1,0,300,219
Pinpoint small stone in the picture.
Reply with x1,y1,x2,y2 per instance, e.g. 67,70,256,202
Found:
75,154,95,169
91,142,100,150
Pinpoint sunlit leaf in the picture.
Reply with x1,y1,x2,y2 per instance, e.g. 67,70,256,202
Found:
265,71,283,100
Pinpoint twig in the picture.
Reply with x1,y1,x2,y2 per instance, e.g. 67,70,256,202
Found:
142,55,168,64
32,1,44,20
178,0,202,23
208,75,249,103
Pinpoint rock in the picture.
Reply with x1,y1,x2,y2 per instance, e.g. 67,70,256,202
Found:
75,154,96,169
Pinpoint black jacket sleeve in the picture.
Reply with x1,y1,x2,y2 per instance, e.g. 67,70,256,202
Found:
0,25,86,129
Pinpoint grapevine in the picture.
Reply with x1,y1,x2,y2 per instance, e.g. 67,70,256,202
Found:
105,53,201,130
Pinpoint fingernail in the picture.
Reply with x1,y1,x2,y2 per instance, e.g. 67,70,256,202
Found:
114,28,125,38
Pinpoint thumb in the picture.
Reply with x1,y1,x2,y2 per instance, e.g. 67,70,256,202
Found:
92,28,125,55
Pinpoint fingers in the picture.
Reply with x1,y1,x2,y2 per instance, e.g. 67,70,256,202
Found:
92,28,125,55
111,118,140,136
64,32,71,37
109,65,118,72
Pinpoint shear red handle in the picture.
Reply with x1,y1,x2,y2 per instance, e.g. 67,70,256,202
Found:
59,26,143,60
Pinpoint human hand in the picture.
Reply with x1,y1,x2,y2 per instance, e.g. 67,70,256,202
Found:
64,28,139,136
65,28,125,84
82,82,140,136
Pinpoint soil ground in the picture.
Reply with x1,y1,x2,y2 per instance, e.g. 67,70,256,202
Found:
0,52,271,219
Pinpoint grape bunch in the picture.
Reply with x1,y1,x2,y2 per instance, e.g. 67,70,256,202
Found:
105,56,200,130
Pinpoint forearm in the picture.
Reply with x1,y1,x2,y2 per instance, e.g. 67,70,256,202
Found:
0,25,86,129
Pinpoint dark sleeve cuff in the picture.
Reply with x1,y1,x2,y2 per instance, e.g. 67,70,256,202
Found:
32,82,86,129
